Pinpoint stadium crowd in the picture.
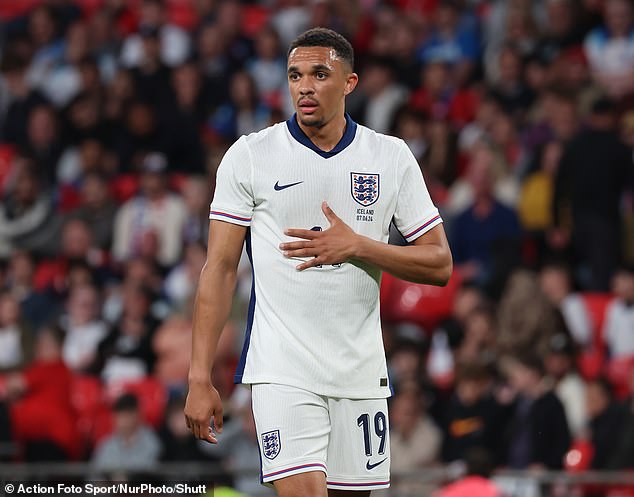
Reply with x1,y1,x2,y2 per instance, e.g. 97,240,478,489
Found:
0,0,633,495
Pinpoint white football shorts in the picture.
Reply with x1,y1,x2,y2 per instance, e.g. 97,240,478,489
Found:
251,383,390,491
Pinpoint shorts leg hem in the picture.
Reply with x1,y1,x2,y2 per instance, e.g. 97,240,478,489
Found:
262,462,328,483
326,479,390,490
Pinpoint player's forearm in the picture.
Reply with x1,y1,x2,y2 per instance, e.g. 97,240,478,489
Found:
188,262,238,385
353,234,452,285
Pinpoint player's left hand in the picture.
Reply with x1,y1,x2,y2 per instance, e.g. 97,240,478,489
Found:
281,202,359,270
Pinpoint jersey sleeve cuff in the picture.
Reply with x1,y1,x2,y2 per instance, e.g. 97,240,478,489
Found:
209,207,252,227
401,213,443,242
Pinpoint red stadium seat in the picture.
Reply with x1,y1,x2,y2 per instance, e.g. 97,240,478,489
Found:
380,272,462,332
70,375,110,449
606,355,634,400
240,5,271,38
109,174,140,203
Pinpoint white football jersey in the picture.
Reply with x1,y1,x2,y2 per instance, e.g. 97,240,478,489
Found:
209,114,442,399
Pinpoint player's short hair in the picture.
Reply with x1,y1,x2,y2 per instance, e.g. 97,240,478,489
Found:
288,27,354,70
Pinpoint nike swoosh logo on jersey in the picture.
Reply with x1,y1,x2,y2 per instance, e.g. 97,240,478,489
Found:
366,458,387,470
274,180,303,191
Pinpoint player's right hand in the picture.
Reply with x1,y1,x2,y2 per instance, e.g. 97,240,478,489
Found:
184,382,223,443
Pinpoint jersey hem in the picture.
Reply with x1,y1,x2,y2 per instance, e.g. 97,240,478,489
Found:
262,461,328,483
326,480,390,490
237,376,392,400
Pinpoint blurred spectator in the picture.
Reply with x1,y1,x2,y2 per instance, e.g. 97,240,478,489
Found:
539,262,592,347
102,257,165,325
489,44,535,117
0,158,61,258
536,0,585,63
518,141,562,265
387,337,427,387
60,283,108,372
120,0,191,69
23,104,64,185
433,447,503,497
554,98,634,291
449,149,521,293
26,5,66,91
207,71,271,143
456,306,498,367
586,377,625,469
0,291,32,372
349,56,408,134
39,21,90,107
497,270,563,356
603,267,634,358
5,251,59,332
112,152,187,267
164,241,205,310
584,0,634,99
158,62,208,174
6,325,80,461
94,284,158,385
181,175,212,245
503,353,571,470
441,362,502,463
33,218,110,294
113,101,163,170
91,393,162,475
152,315,192,393
543,333,588,438
390,386,442,496
0,48,48,147
247,26,287,108
129,25,172,106
195,22,231,106
57,138,112,187
417,0,479,85
69,173,118,250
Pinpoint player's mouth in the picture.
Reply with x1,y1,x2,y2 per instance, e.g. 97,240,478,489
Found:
298,99,319,114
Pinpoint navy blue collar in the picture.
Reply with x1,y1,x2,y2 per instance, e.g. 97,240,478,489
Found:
286,113,357,158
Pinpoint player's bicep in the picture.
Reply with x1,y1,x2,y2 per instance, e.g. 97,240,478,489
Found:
205,220,248,271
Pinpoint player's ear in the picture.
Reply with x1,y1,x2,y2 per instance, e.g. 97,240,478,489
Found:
344,72,358,96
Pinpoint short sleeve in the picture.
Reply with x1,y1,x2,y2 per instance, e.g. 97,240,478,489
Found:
209,136,254,227
393,141,442,243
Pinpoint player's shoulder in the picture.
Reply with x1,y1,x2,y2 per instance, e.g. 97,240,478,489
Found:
241,121,288,148
355,123,408,155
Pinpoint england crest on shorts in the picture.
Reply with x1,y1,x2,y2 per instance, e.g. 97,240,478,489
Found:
351,172,380,207
262,430,281,460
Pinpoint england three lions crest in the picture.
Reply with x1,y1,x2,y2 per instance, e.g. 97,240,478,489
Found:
262,430,281,460
351,172,380,206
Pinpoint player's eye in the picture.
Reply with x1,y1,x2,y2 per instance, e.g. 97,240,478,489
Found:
316,72,327,79
288,73,300,81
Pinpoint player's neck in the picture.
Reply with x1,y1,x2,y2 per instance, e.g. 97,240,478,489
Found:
298,114,347,153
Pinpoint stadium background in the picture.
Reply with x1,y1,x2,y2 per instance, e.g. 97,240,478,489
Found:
0,0,633,496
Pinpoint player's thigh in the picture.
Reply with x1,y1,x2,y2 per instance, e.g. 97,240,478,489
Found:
273,470,328,497
251,383,331,484
326,397,390,491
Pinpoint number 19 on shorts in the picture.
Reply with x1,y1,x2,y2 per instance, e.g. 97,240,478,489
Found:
357,411,387,457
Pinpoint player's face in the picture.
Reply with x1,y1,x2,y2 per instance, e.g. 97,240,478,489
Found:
287,46,358,128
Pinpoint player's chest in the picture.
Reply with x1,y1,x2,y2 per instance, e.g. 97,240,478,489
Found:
252,156,397,232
